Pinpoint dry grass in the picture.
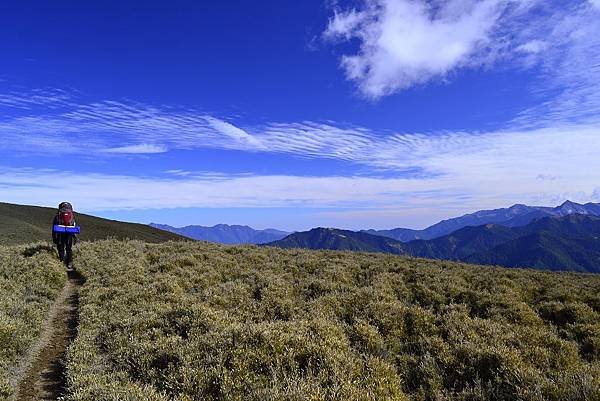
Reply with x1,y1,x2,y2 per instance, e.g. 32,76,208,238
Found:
0,243,66,399
63,240,600,400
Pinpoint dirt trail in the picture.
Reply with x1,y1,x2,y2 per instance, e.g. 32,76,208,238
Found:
14,270,84,401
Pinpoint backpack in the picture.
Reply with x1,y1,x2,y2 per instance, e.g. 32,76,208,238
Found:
58,202,75,226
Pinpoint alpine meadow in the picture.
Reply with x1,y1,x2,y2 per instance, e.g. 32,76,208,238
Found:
65,241,600,400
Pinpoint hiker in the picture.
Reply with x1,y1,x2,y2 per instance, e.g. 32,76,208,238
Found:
52,202,78,269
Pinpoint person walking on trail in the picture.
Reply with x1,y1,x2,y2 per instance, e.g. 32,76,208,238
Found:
52,202,79,269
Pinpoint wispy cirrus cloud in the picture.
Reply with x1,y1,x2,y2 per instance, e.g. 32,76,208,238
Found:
1,86,599,227
0,99,257,155
0,93,401,164
1,121,599,227
1,91,600,177
0,87,78,110
513,2,600,127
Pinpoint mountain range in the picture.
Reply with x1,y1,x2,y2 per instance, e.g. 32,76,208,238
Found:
149,223,289,244
3,200,600,272
266,214,600,273
364,200,600,241
149,201,600,246
145,200,600,272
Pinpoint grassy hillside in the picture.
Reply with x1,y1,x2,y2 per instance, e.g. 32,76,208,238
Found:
0,244,66,398
63,240,600,400
0,202,186,245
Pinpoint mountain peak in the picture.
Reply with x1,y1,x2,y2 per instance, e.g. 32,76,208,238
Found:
560,200,578,207
556,200,587,215
312,227,337,232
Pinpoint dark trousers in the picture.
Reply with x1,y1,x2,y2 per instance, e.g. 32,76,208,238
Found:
56,234,73,266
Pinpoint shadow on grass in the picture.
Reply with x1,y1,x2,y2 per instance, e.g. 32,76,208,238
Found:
22,244,56,258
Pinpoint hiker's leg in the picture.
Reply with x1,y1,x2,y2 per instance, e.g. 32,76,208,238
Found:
57,240,65,262
65,235,73,266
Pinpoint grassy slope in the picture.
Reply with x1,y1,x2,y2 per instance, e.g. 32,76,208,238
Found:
65,240,600,401
0,244,66,399
0,202,186,245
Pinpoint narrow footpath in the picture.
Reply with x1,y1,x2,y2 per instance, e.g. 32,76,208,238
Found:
14,270,84,400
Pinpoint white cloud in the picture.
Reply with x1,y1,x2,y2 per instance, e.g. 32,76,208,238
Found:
164,169,192,177
324,9,366,40
324,0,600,100
516,40,547,54
590,0,600,10
324,0,525,98
102,144,168,154
0,168,434,211
1,123,599,228
204,116,266,149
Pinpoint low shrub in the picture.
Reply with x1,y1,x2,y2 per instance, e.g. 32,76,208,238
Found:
63,240,600,400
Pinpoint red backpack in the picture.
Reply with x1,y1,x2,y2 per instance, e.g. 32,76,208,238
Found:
58,202,75,226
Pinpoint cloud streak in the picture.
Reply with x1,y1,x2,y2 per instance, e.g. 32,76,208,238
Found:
513,2,600,127
0,88,76,110
1,92,600,178
1,121,599,227
102,144,168,154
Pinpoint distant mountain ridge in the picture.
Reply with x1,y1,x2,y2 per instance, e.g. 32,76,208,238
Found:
267,227,404,253
464,215,600,272
150,223,289,244
365,200,600,241
267,214,600,273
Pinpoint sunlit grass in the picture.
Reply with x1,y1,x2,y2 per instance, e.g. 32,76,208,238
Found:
0,243,66,399
62,240,600,400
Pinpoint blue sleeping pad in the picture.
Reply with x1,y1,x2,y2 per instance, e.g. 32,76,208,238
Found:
53,225,81,234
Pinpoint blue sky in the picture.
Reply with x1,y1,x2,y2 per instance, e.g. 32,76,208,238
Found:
1,0,599,231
